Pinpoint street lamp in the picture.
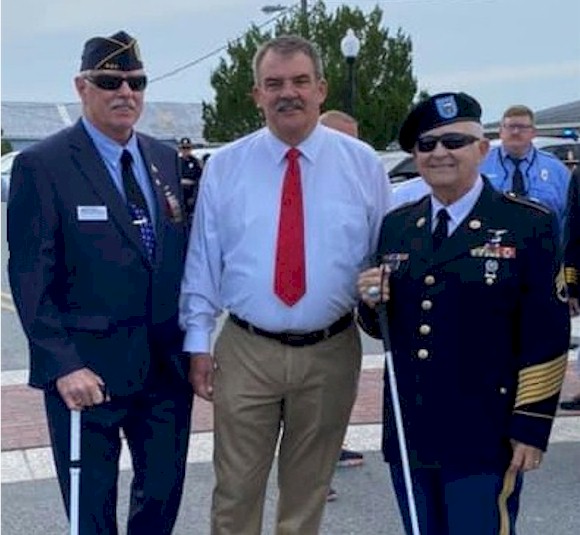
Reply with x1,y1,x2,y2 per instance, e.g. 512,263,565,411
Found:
340,28,361,117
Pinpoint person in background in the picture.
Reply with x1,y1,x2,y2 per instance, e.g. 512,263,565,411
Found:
7,31,192,534
357,92,569,534
318,108,365,501
177,136,203,228
480,104,571,238
180,35,392,535
562,162,580,411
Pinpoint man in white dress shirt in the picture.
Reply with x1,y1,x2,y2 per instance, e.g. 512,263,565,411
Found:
180,35,392,535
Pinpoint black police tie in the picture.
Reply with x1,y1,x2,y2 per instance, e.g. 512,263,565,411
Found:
120,150,155,260
510,157,526,196
432,208,450,251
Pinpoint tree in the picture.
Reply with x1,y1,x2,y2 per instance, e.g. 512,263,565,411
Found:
202,1,417,150
1,129,13,155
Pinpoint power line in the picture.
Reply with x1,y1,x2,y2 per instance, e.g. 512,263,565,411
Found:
149,5,297,85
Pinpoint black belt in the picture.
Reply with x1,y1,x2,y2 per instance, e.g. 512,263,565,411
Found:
229,313,353,347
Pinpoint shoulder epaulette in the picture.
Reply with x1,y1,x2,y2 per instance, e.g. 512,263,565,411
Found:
389,195,428,215
502,191,551,214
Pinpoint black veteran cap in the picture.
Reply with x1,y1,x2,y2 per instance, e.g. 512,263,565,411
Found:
179,137,193,148
80,31,143,72
398,92,482,152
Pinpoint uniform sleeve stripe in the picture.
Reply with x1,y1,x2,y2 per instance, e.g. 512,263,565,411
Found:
512,410,554,421
517,354,567,381
515,354,567,407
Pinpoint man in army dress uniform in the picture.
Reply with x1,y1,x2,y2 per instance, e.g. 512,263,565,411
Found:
357,92,570,535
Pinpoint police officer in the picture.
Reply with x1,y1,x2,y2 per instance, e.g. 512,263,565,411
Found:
357,92,570,535
177,136,203,227
480,104,571,238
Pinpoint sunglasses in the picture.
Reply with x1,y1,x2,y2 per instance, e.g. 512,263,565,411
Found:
416,133,481,152
84,74,148,92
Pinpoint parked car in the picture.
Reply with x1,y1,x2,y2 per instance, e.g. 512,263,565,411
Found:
1,150,19,202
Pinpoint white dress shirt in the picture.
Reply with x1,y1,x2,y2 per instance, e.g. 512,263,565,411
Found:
180,124,393,353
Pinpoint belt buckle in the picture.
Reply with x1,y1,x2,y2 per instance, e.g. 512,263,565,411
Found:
281,332,306,345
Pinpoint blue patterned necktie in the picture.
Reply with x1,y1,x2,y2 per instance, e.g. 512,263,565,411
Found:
120,150,155,261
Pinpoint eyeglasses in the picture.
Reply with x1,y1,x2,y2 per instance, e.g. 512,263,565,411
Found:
501,123,533,132
84,74,148,92
416,133,480,153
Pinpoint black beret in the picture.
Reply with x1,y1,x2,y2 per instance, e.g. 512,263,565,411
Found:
398,92,482,152
80,31,143,72
179,137,193,148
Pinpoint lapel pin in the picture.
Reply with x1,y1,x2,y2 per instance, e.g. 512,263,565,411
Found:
469,219,481,230
416,217,426,228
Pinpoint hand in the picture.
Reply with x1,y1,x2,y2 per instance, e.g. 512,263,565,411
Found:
189,353,214,401
357,265,390,308
56,368,109,410
509,440,543,473
569,297,580,317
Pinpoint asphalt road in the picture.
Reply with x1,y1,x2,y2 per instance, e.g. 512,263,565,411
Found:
2,447,579,535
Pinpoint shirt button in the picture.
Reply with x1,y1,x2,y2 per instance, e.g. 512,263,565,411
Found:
421,300,433,311
417,349,429,359
419,324,431,335
424,275,435,285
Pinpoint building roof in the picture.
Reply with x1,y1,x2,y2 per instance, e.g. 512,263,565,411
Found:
485,100,580,132
1,101,205,144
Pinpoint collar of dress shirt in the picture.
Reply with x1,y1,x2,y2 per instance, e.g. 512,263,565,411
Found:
430,175,484,231
82,116,139,169
264,124,326,165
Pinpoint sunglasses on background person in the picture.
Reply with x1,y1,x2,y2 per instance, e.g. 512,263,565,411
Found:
84,74,148,92
416,133,481,153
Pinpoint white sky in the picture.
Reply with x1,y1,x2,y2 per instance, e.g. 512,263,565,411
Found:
1,0,579,123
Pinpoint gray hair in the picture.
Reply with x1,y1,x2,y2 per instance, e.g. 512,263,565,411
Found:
252,34,324,84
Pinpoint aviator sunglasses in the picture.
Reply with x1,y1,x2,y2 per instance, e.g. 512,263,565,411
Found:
416,133,480,153
84,74,148,92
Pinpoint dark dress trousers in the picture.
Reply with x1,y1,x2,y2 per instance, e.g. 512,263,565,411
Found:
7,120,193,535
358,179,570,534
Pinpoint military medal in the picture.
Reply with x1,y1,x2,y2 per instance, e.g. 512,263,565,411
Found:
150,163,183,223
484,259,499,285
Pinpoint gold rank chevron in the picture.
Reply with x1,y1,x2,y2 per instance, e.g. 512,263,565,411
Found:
565,266,578,285
514,354,567,408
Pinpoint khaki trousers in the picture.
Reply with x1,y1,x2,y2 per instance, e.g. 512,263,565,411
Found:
210,318,362,535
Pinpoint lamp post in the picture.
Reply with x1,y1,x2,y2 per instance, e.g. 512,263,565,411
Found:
340,28,361,117
261,1,308,35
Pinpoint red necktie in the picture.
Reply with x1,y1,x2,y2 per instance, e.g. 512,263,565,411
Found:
274,147,306,306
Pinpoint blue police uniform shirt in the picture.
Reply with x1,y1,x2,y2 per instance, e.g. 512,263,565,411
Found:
480,144,570,238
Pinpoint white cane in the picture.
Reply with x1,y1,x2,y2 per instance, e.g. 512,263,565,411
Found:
69,409,81,535
370,282,421,535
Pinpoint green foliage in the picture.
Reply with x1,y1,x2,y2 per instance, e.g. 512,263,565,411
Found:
202,1,418,149
1,129,13,155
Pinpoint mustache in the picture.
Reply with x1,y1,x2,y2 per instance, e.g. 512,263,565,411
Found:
111,100,137,111
275,98,304,112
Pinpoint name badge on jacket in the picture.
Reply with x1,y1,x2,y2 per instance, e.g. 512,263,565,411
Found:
77,205,108,221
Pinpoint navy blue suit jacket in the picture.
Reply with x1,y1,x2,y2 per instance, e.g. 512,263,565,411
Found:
359,180,570,471
8,120,189,396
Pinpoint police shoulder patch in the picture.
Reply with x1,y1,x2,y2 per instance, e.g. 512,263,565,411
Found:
502,192,551,214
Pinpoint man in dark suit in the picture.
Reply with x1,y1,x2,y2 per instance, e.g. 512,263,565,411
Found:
7,31,192,535
357,92,570,534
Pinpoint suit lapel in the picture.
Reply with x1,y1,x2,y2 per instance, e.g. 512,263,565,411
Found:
401,198,433,275
68,121,149,262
